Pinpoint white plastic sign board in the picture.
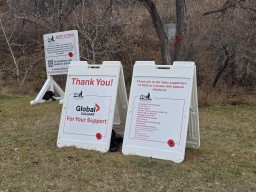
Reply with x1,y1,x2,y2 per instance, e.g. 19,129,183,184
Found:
122,61,200,163
44,30,79,75
30,30,80,105
57,61,127,152
112,65,128,136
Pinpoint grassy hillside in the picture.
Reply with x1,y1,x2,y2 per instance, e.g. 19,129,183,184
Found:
0,95,255,191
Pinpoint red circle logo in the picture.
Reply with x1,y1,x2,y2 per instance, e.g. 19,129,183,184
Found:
167,139,175,147
96,133,102,140
68,52,73,58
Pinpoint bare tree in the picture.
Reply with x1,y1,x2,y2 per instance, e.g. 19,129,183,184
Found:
0,16,44,86
174,0,185,61
72,0,135,64
139,0,171,64
139,0,187,64
0,0,83,87
212,43,236,87
203,0,246,17
0,18,20,83
203,0,256,88
6,0,82,31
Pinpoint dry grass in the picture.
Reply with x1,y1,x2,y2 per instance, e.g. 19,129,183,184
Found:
198,86,256,107
0,94,255,192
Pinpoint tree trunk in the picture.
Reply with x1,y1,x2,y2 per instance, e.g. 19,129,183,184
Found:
142,0,171,65
212,45,236,87
0,19,20,84
174,0,185,61
58,0,64,31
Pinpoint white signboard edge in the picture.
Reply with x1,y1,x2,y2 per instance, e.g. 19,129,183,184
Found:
173,62,200,149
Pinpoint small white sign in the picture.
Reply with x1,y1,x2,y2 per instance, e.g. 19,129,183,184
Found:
44,30,79,75
31,30,80,105
57,61,127,152
122,61,200,163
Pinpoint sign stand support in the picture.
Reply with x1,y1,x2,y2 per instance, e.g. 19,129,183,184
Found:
30,75,65,105
173,62,200,149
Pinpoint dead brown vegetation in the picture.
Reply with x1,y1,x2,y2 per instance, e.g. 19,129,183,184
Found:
0,0,256,105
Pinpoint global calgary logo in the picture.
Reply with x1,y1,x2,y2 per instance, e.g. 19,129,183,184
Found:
76,104,100,116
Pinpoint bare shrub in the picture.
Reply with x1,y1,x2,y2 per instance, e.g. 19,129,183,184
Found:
0,0,256,105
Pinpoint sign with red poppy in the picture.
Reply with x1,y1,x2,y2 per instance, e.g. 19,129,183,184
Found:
57,61,128,153
122,61,200,163
44,30,80,75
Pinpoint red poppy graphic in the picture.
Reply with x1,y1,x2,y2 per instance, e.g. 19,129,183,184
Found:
167,139,175,147
96,133,102,140
68,52,73,58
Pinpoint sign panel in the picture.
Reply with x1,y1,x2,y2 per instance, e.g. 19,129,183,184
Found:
31,30,80,105
57,61,127,152
174,62,200,149
44,30,79,75
122,61,199,163
112,64,128,136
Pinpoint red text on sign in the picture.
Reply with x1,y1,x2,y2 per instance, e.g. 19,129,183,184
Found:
71,78,113,87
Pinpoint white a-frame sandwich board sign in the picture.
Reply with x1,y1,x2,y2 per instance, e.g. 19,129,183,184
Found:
57,61,127,152
122,61,200,163
30,30,80,105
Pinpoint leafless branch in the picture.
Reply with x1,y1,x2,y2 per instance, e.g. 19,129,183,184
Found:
203,0,246,16
0,18,19,82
